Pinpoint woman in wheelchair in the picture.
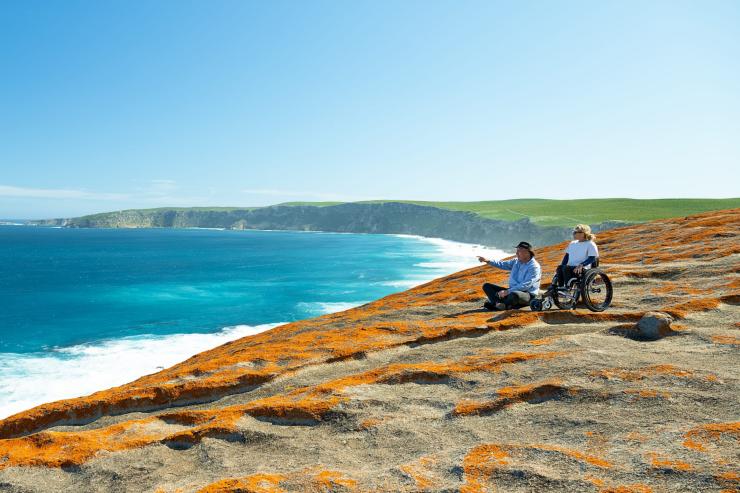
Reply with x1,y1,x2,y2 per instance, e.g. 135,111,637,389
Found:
531,223,612,312
557,224,598,292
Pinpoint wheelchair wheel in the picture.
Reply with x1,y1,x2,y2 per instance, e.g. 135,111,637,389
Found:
582,269,613,312
542,296,553,310
553,279,579,310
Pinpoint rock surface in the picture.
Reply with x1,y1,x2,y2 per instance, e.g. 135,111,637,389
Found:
1,208,739,492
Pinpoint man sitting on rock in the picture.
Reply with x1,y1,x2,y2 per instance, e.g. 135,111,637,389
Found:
477,241,541,311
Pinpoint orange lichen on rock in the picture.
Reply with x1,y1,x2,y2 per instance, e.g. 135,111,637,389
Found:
584,430,610,458
527,336,560,345
624,431,648,442
683,422,740,451
624,389,670,400
717,471,739,481
647,452,694,471
663,297,724,319
357,417,383,430
459,444,510,493
650,282,712,296
243,391,343,424
343,350,561,390
0,407,254,470
0,417,162,468
196,473,287,493
0,351,564,470
715,471,740,493
541,311,644,324
584,475,606,487
399,455,439,490
528,443,613,468
712,335,740,345
592,364,692,381
599,485,653,493
460,442,613,492
452,379,569,416
251,350,563,421
307,469,358,491
196,469,356,493
452,380,573,416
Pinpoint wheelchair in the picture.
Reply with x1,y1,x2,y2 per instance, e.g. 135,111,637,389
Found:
530,259,613,312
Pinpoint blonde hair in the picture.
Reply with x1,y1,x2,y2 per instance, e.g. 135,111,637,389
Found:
573,224,595,241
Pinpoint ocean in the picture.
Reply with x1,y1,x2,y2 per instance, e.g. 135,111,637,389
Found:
0,226,507,419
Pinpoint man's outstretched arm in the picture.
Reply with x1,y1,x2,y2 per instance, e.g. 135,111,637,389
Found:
477,256,516,271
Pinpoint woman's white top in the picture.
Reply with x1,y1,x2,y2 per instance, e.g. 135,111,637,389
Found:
566,240,599,267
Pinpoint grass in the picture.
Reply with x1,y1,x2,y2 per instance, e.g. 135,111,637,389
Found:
275,202,344,207
279,198,740,227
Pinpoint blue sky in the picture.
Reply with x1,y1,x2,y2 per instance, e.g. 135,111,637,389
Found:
1,0,738,218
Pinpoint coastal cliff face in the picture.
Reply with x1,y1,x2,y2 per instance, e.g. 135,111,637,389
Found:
1,209,738,492
32,203,625,250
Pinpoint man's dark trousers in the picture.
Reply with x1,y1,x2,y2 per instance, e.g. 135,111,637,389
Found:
482,283,532,308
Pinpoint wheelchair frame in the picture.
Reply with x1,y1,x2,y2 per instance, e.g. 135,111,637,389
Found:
530,261,613,312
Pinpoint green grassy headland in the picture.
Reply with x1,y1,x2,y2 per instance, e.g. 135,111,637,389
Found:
277,198,740,227
77,199,740,228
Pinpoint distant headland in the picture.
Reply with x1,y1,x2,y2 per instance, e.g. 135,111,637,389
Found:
28,198,740,250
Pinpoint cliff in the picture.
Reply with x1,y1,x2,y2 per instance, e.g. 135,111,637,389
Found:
1,208,738,492
30,202,627,250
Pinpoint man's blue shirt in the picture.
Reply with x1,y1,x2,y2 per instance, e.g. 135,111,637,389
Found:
486,257,541,294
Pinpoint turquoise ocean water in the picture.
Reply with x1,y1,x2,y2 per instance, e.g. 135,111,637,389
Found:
0,226,505,418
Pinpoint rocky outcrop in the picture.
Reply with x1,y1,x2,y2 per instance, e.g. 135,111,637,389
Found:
634,311,676,340
1,208,738,492
29,203,627,250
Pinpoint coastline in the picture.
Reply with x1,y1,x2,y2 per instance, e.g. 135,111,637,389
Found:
0,231,508,420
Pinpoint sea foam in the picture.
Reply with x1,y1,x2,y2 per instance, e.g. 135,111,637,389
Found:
296,301,370,315
0,323,279,419
382,235,510,289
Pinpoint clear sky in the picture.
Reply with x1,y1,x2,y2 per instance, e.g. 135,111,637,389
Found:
1,0,738,218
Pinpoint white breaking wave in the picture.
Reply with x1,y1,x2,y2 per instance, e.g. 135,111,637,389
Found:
0,323,281,420
296,301,369,315
381,235,510,289
404,236,511,267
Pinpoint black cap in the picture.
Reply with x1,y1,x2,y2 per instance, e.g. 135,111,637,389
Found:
515,241,535,257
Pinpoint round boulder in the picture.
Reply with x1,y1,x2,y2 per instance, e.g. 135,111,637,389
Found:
635,312,675,340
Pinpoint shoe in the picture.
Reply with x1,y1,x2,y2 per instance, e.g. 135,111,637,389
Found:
495,302,507,311
483,301,495,310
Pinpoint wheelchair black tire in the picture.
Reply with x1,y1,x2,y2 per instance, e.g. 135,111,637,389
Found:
582,268,613,312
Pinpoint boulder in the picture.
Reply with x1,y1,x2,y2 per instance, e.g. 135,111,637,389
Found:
636,312,675,340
